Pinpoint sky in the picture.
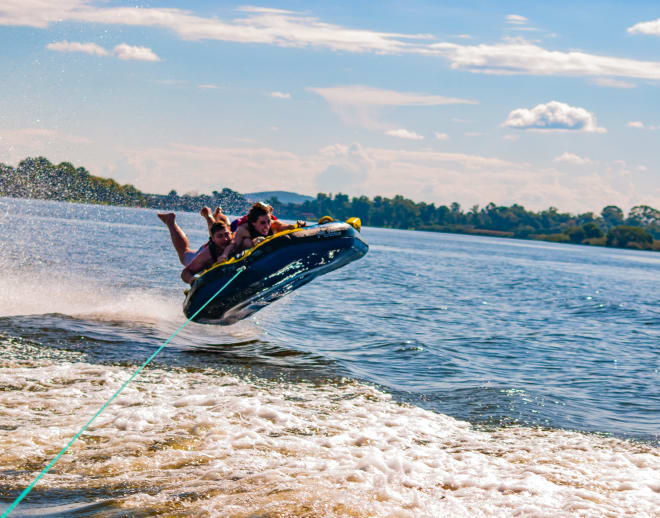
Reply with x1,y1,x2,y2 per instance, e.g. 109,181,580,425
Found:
1,1,659,215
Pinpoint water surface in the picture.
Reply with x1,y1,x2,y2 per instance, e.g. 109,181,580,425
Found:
1,197,658,517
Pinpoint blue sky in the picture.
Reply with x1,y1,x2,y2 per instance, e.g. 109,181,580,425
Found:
1,1,659,214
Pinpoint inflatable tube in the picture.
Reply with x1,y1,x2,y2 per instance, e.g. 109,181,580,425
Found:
183,220,368,325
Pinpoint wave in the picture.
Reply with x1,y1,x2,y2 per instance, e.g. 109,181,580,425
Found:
1,340,658,518
0,259,181,325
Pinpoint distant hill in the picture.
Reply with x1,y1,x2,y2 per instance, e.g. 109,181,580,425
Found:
243,190,314,205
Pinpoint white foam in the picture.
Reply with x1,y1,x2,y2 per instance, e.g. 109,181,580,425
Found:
1,342,658,517
0,261,181,324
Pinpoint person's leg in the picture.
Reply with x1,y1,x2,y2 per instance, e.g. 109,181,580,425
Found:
213,207,230,226
158,212,193,266
201,206,215,233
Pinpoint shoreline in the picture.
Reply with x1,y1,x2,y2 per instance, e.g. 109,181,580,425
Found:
2,193,659,252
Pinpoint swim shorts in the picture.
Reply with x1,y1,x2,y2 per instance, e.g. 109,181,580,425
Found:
183,243,207,267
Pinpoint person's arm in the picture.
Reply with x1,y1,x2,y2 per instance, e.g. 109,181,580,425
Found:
271,220,306,232
217,227,246,262
217,239,236,263
181,267,195,285
181,248,212,284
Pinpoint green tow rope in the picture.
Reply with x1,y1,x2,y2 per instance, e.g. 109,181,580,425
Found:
1,266,245,518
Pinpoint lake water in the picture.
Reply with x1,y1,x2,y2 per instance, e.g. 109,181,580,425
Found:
0,197,658,517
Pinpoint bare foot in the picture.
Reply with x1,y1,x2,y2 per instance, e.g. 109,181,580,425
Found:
200,206,212,219
158,212,176,225
213,207,230,225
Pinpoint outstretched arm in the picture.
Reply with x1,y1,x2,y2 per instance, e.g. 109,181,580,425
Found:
217,239,237,263
217,226,251,262
271,220,306,232
181,248,213,284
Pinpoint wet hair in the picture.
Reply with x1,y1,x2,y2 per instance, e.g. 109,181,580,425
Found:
247,202,272,223
210,221,230,235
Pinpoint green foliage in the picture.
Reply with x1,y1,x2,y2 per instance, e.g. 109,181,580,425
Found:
601,205,624,229
606,226,653,249
582,222,604,239
0,156,249,214
627,205,660,239
627,205,660,226
565,226,586,243
276,193,658,251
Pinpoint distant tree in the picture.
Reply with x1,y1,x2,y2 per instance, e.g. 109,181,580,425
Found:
601,205,624,228
514,225,536,238
606,225,653,249
576,211,596,225
435,204,450,225
418,201,437,226
3,155,659,251
565,226,586,243
583,222,604,238
627,205,660,227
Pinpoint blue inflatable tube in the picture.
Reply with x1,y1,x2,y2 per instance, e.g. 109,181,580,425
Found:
183,220,368,325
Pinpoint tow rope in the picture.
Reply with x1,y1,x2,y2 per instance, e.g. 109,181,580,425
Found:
1,266,246,517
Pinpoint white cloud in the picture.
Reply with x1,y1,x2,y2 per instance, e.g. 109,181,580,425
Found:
120,143,312,196
6,2,660,82
592,77,635,89
506,15,528,25
0,128,92,145
45,39,161,62
46,40,108,56
0,0,82,28
464,132,484,137
271,91,291,99
502,101,606,133
0,127,93,168
425,39,660,80
554,152,593,165
310,85,476,131
627,121,660,130
386,129,424,140
502,134,519,141
628,18,660,36
308,85,475,107
93,141,657,214
434,132,449,140
113,44,160,61
0,1,430,53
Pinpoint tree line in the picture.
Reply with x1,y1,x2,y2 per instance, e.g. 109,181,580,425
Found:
1,156,658,251
267,195,659,251
0,157,249,214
